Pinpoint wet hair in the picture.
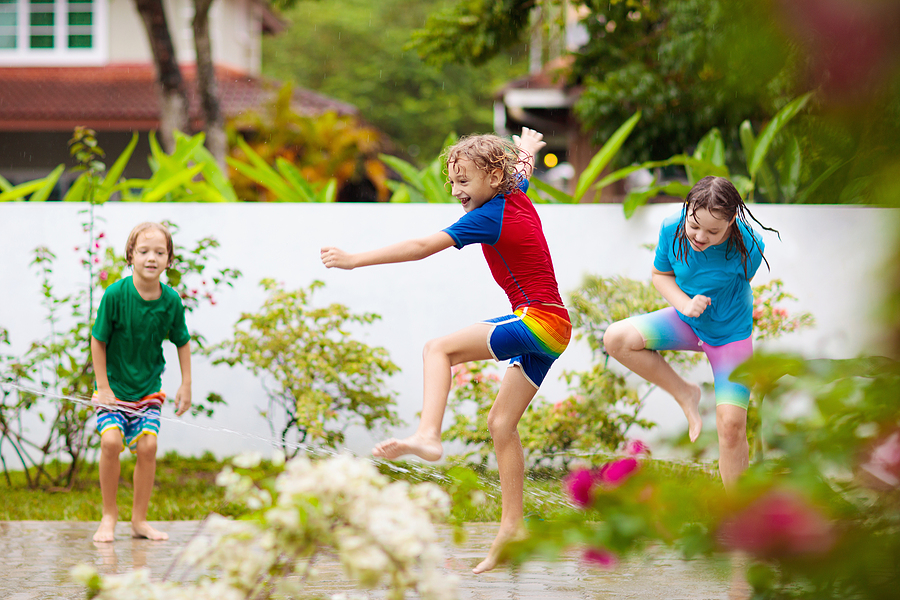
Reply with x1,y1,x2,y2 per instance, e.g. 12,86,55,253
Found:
125,222,174,268
674,176,779,277
441,134,532,195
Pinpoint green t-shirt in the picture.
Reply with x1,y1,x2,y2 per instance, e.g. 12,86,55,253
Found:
92,276,191,400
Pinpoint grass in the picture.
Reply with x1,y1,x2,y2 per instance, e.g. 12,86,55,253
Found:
0,451,715,522
0,451,278,521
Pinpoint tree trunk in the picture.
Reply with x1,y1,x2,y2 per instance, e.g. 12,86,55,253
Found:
193,0,227,167
134,0,190,152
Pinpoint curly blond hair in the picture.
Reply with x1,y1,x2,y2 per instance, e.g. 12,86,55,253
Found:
125,222,174,268
441,134,532,195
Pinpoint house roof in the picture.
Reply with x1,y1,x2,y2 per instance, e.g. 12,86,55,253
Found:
0,65,357,132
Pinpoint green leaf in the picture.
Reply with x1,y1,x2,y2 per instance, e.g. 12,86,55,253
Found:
422,168,451,203
796,160,847,204
98,132,139,201
779,135,802,200
0,173,12,192
62,173,90,202
530,176,571,203
319,178,338,203
276,158,316,201
28,165,65,203
623,181,691,219
379,154,425,193
574,111,641,202
0,178,46,202
749,93,812,178
181,132,238,202
388,183,412,203
140,164,205,202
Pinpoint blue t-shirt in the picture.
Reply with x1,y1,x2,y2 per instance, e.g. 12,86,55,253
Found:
653,210,765,345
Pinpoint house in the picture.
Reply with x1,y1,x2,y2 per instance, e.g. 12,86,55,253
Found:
0,0,357,193
493,4,624,202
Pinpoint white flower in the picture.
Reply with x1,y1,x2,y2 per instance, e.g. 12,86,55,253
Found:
232,451,263,469
70,563,98,586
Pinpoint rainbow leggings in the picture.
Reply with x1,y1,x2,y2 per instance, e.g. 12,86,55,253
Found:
625,307,753,409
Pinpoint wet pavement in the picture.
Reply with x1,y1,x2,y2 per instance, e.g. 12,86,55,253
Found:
0,521,745,599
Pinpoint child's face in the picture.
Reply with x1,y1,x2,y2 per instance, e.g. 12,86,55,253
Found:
131,228,169,281
685,207,735,252
448,158,502,213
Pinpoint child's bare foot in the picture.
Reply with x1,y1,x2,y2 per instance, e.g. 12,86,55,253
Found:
93,515,118,543
372,435,442,462
131,521,168,541
676,383,703,442
472,524,527,574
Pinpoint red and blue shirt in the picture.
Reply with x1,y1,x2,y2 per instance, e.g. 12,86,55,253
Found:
443,179,566,316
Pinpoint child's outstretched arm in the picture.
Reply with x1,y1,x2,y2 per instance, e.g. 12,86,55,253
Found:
513,127,546,180
651,267,711,318
174,342,192,417
321,231,455,270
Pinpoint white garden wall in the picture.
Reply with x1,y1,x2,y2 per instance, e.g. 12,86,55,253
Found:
1,202,895,462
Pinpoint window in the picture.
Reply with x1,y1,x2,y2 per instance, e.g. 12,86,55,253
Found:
0,0,106,64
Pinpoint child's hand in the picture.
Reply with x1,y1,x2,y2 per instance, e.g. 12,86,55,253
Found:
321,246,355,270
174,384,192,417
681,295,711,318
93,387,117,407
514,128,546,159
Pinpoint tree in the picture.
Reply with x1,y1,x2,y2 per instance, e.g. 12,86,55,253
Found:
262,0,528,161
407,0,792,166
192,0,226,165
134,0,191,152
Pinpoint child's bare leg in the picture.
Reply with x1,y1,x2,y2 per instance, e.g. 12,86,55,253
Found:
716,404,749,492
373,323,494,461
604,322,703,441
473,367,536,574
131,434,167,541
94,429,124,542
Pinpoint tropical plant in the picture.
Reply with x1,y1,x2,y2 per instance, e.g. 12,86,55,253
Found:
380,132,457,203
227,84,389,202
588,93,815,216
207,279,401,454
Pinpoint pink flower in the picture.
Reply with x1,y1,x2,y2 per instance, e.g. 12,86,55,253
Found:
564,468,597,508
775,307,788,317
98,232,105,239
753,309,763,320
625,439,649,457
99,271,108,281
583,546,617,569
859,430,900,489
599,457,640,487
718,489,835,558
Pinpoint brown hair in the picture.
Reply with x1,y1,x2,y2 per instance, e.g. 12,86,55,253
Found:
441,134,532,195
674,176,778,277
125,222,174,268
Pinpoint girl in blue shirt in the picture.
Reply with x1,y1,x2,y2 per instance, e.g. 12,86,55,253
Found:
604,176,775,490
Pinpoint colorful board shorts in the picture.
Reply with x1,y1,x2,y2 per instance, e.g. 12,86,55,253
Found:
484,304,572,388
94,391,166,453
625,307,753,409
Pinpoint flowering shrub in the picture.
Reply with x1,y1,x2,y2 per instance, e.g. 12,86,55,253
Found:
207,279,400,453
72,452,458,600
443,275,812,469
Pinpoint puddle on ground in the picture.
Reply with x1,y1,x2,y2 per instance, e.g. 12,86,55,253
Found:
0,521,747,599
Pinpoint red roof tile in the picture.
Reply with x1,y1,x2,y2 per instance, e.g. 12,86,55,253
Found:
0,65,357,131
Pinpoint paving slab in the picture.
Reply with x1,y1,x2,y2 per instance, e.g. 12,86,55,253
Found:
0,521,746,599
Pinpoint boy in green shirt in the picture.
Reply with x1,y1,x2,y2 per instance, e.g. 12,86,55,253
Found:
91,222,192,543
